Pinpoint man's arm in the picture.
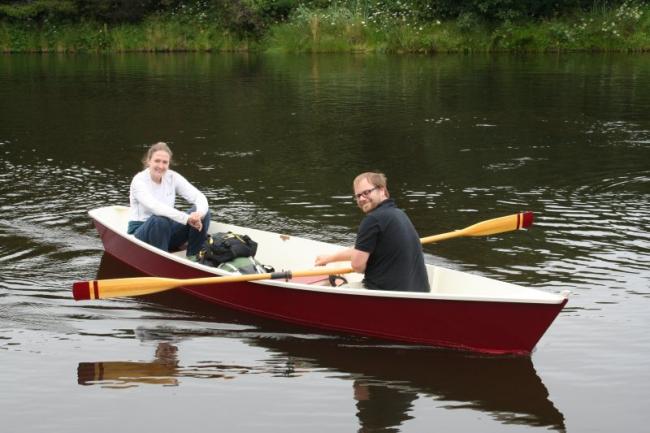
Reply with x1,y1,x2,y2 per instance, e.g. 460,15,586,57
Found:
350,249,370,273
315,247,369,273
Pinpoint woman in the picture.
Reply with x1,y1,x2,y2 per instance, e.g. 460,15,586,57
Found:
127,142,210,258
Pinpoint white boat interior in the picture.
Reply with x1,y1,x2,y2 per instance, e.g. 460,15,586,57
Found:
90,206,569,304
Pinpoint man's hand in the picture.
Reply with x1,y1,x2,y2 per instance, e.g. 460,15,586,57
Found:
315,254,331,266
314,248,355,268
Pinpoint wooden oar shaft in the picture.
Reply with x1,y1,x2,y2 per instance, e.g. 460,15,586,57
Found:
72,266,353,301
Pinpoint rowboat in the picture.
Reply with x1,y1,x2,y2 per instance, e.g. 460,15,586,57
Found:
81,205,569,355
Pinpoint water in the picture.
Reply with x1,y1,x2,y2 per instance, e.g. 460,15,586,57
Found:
1,53,649,432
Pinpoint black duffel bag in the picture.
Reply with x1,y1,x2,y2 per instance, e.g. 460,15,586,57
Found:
198,232,258,267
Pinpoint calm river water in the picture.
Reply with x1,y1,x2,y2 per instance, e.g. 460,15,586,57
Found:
1,53,649,432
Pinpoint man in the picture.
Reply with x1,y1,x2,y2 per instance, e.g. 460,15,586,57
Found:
315,172,430,292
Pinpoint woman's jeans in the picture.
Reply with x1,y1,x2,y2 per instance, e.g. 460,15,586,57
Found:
129,208,210,256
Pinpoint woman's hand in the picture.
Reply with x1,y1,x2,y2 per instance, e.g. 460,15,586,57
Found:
187,212,203,231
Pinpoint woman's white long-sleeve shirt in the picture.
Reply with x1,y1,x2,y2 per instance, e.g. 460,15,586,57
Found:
128,168,209,225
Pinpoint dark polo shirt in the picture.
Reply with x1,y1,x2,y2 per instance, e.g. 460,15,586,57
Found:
354,199,430,292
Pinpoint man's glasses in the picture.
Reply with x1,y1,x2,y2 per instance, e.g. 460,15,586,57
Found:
353,186,379,201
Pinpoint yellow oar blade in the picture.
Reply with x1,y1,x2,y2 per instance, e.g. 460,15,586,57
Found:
73,267,353,301
420,211,533,244
73,277,186,300
461,211,533,236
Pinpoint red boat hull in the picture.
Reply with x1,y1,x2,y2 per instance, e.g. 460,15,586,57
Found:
93,219,567,355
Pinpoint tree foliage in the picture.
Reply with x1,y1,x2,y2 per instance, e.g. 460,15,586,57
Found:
75,0,181,23
0,0,182,22
409,0,630,22
0,0,636,27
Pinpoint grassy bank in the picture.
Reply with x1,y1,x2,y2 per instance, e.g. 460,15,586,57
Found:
1,1,649,53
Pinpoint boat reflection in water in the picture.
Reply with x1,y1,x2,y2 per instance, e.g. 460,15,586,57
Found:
78,253,565,431
78,342,179,387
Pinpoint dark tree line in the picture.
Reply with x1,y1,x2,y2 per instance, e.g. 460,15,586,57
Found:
0,0,634,27
0,0,178,23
